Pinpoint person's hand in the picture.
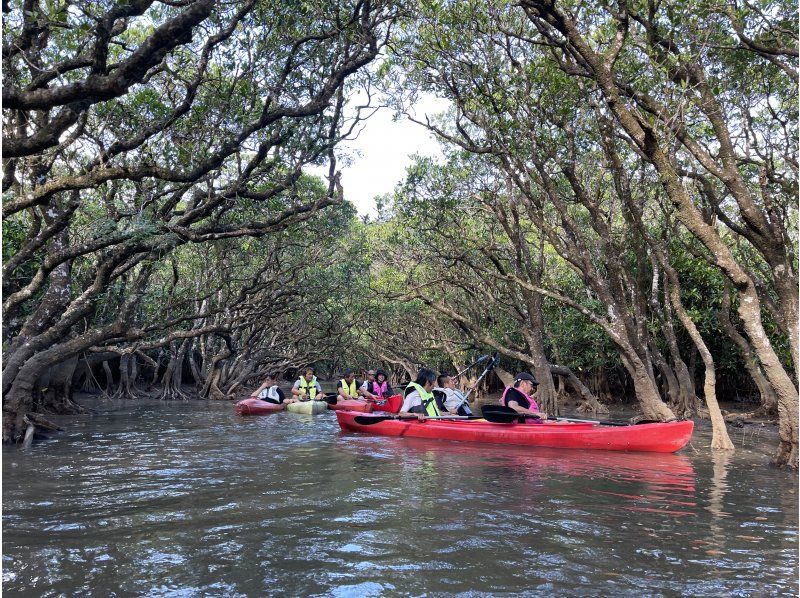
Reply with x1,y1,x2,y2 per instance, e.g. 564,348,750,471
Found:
536,412,547,420
416,413,425,421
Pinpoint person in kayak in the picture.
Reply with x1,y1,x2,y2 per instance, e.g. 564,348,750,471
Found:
400,368,440,419
434,373,473,416
358,369,377,400
250,374,293,404
501,372,547,420
360,369,393,401
292,367,326,402
337,369,361,401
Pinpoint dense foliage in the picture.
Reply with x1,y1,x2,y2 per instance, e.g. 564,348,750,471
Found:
2,0,796,466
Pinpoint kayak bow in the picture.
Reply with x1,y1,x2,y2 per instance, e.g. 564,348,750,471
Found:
234,397,285,415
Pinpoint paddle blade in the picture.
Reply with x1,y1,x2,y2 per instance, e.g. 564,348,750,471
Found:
353,414,398,425
480,404,525,423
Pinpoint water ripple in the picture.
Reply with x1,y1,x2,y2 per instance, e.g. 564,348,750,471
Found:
2,399,797,596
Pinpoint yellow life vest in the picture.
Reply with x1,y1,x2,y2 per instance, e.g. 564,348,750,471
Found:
406,381,440,416
340,378,358,398
298,376,318,400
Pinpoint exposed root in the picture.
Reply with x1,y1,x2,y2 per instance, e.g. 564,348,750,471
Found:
575,401,609,415
24,412,63,432
770,440,799,470
722,406,778,422
159,384,192,401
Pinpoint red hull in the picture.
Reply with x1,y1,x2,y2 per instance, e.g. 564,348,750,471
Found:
335,411,694,453
328,399,373,412
234,397,285,415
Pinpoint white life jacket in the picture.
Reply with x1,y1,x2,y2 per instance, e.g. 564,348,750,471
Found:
258,385,281,402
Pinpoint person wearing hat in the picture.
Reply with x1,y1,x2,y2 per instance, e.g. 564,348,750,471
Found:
500,372,547,420
360,368,392,400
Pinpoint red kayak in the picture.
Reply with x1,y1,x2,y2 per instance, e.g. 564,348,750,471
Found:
335,411,694,453
234,397,285,415
328,398,373,412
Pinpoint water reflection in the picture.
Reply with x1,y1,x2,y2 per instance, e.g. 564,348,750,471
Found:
707,449,733,519
357,436,698,517
2,401,797,596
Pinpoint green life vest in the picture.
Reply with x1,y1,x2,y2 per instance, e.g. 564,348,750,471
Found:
406,381,440,416
340,378,358,398
298,376,318,400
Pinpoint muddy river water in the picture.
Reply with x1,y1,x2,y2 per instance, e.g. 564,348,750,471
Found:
2,398,797,596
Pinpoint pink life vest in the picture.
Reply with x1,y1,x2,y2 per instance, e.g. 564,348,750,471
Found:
372,380,389,397
500,386,539,411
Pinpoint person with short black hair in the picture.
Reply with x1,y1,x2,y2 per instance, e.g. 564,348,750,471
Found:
250,374,291,404
501,372,547,419
434,373,473,416
359,369,378,400
337,369,361,401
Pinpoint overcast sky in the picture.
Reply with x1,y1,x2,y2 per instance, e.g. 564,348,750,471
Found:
307,95,449,217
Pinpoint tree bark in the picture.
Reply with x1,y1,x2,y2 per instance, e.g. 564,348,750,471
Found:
720,280,778,415
521,0,794,464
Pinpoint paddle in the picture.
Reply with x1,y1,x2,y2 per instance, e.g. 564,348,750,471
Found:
463,352,500,402
480,404,545,424
353,414,479,425
455,354,490,377
480,404,645,427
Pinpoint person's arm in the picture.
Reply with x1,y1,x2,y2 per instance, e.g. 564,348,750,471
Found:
315,381,326,400
442,389,462,414
250,380,269,397
337,381,349,400
506,399,546,419
359,380,377,400
400,391,425,420
291,381,304,398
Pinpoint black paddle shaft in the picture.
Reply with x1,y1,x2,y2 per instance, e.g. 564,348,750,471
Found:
480,404,640,426
463,352,500,401
455,354,490,377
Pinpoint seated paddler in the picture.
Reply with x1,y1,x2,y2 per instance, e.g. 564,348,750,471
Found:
251,374,291,404
400,368,440,420
291,367,326,402
360,368,393,402
434,373,473,416
501,372,547,421
337,369,361,402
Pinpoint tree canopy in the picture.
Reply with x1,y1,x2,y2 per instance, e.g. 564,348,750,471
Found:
3,0,797,466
